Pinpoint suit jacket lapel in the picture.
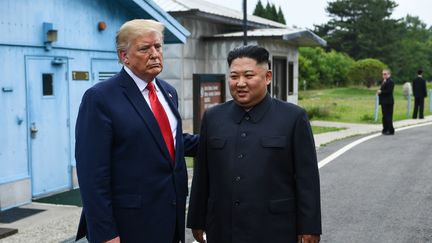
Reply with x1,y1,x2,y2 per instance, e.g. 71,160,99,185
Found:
118,69,172,162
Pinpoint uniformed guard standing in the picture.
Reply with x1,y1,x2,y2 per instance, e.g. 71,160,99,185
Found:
187,45,321,243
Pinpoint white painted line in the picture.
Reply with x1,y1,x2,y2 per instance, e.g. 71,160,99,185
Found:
318,121,432,169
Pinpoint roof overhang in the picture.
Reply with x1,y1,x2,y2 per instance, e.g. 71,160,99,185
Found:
118,0,190,44
205,28,326,47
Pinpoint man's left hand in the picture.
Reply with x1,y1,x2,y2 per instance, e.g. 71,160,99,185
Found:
297,234,320,243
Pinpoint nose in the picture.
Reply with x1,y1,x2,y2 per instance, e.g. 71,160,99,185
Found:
236,77,247,87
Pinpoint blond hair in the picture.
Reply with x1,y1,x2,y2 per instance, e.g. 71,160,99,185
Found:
116,19,165,63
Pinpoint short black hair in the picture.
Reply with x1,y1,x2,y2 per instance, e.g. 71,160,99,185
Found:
227,45,270,67
418,69,423,75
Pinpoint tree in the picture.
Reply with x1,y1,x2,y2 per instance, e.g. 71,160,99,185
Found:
299,47,355,89
315,0,403,68
348,58,387,87
277,6,286,24
253,1,286,24
253,0,265,18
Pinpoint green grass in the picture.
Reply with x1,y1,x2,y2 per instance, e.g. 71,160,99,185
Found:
312,126,346,134
299,84,432,123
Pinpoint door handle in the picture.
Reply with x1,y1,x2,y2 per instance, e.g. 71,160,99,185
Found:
30,122,38,139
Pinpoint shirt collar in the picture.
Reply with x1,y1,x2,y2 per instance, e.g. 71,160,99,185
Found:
231,93,272,123
124,66,158,92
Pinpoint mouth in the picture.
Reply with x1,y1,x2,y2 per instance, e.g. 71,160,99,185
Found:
148,63,161,68
237,90,248,97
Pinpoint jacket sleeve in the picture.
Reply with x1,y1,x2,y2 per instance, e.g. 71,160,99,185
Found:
187,111,209,229
183,133,200,157
75,88,118,243
292,110,322,235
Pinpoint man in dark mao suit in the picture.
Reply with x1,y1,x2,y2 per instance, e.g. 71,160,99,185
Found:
378,69,395,135
412,69,428,119
187,45,321,243
75,19,198,243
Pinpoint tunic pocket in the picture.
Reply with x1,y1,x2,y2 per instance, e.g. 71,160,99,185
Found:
209,137,226,149
260,136,287,148
268,198,296,214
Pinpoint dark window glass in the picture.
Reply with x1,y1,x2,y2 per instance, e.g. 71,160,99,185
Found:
272,58,287,101
42,73,54,96
288,62,294,95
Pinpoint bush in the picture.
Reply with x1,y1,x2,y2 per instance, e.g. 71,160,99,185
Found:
306,106,331,120
348,59,387,88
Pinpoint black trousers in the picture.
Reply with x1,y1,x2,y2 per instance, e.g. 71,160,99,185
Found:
413,97,425,119
381,103,394,134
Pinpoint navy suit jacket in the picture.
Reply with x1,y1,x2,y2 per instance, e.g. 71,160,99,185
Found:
379,78,394,105
412,76,427,98
75,68,198,243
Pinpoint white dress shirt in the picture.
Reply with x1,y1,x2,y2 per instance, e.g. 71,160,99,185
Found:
124,66,177,146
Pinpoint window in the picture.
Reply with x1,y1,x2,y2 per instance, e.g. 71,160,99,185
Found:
42,73,54,96
272,57,287,101
288,62,294,95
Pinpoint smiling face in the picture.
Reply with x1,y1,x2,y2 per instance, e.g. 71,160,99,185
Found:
229,57,272,109
120,32,163,82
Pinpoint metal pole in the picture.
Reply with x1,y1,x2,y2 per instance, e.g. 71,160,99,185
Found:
407,94,411,118
374,95,379,123
243,0,247,45
430,89,432,112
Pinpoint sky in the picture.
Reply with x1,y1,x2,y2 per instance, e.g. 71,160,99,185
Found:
215,0,432,29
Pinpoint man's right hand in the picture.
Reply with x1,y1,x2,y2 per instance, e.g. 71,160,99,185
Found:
103,236,120,243
192,229,206,243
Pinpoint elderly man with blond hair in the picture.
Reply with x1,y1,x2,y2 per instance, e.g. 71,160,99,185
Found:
75,19,198,243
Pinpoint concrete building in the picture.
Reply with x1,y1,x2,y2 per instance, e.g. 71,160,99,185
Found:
0,0,190,211
154,0,326,131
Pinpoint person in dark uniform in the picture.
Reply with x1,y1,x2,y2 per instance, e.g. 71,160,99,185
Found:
412,69,428,119
378,69,395,135
187,45,321,243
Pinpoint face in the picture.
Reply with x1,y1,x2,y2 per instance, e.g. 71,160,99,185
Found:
229,57,272,109
382,71,390,79
120,32,163,82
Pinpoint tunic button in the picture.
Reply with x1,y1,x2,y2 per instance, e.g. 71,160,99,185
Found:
234,200,240,206
240,132,247,137
235,176,241,182
171,200,176,206
245,116,250,121
237,154,244,159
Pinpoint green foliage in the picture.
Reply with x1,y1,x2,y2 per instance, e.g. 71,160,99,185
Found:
277,6,286,24
253,0,286,24
253,0,265,18
348,58,387,87
299,47,355,89
315,0,401,65
306,106,331,120
315,1,432,84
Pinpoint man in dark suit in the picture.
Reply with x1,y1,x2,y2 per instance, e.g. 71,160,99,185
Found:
378,69,395,135
75,19,198,243
412,69,428,119
187,45,321,243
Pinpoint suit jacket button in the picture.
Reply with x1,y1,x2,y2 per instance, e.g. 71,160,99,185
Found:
171,200,176,206
234,176,241,182
234,200,240,206
237,154,244,159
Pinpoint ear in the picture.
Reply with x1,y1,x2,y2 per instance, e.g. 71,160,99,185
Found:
119,50,128,64
265,70,272,85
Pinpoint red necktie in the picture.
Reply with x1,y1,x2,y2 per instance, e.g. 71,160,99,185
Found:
146,82,175,162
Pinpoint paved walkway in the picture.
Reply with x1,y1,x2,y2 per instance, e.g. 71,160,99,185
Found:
1,115,431,243
312,115,432,147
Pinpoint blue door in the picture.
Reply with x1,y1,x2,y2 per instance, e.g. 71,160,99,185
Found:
91,58,121,83
26,56,71,197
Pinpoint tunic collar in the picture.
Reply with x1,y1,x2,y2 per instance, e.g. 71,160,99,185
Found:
231,93,272,123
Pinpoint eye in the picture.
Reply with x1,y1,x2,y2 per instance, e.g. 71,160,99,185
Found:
230,75,239,80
